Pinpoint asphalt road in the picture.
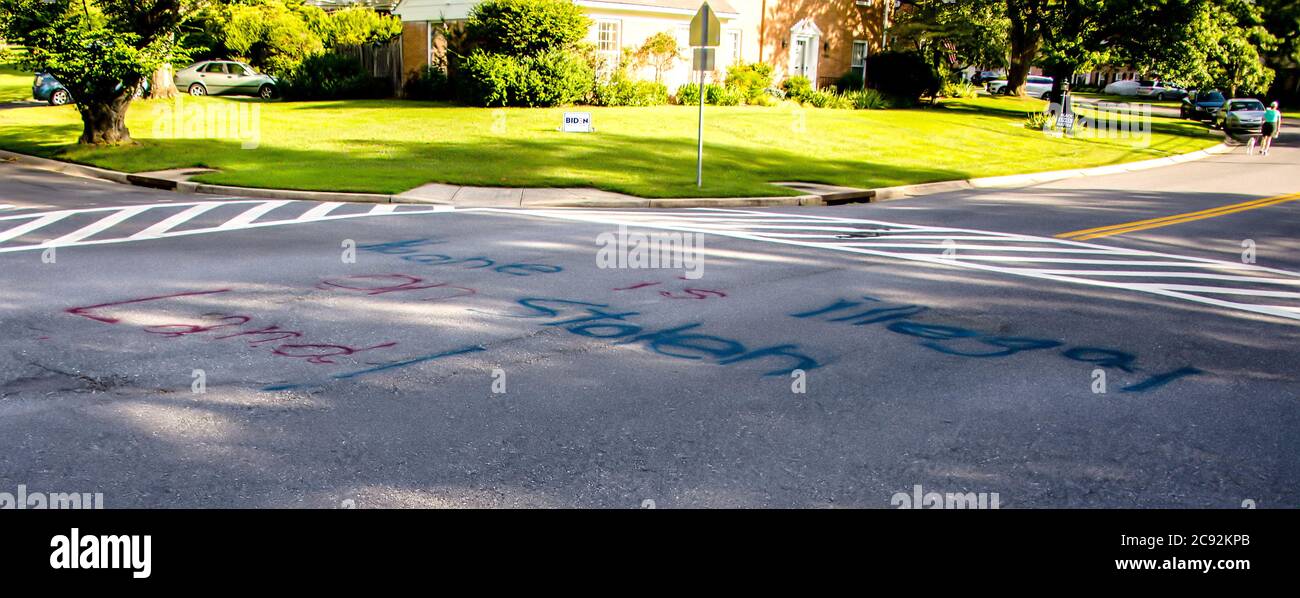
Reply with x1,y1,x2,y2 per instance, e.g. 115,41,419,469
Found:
0,130,1297,509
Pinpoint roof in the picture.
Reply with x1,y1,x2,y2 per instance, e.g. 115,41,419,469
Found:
394,0,738,22
578,0,738,15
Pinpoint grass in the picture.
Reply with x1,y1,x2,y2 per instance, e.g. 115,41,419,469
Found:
0,63,33,104
0,94,1221,198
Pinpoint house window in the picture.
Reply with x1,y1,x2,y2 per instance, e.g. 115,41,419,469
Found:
851,40,868,78
597,20,621,54
725,30,742,66
595,20,621,77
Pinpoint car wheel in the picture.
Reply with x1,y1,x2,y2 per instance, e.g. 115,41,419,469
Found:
1155,93,1166,101
188,83,207,96
1041,92,1052,101
258,84,275,100
49,89,70,106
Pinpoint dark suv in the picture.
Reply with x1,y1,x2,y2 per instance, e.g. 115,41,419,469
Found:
1180,90,1226,121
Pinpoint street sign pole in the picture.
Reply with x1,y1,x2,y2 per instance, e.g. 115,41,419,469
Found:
697,62,705,187
690,2,720,189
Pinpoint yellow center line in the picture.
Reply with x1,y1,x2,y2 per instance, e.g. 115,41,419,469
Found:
1057,192,1300,241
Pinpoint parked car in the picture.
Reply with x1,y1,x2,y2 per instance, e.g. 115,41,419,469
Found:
175,60,278,99
1135,80,1187,101
1180,89,1226,121
32,73,147,106
987,76,1055,100
972,70,1005,85
1103,79,1142,96
1213,98,1267,133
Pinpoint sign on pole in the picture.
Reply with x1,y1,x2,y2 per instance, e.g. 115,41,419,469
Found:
690,2,721,48
691,2,719,188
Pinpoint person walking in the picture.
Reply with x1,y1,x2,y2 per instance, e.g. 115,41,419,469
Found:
1261,101,1283,156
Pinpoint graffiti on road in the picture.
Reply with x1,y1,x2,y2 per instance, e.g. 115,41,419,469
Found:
792,295,1202,392
359,239,563,277
481,297,819,376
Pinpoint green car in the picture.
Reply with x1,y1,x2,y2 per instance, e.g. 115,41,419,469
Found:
174,60,278,99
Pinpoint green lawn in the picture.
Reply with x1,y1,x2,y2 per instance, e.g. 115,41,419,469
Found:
0,63,32,103
0,94,1221,198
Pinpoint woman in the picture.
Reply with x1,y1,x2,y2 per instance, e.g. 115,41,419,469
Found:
1261,101,1282,156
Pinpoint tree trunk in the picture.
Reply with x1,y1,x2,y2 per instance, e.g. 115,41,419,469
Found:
149,63,179,99
77,94,134,145
1005,1,1040,97
1045,64,1076,105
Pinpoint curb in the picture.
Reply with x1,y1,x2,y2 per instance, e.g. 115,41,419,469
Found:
1,141,1230,208
869,142,1231,202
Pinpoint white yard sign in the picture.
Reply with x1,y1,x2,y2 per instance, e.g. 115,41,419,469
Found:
562,112,593,133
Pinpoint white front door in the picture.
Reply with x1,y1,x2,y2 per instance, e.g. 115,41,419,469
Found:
791,34,818,84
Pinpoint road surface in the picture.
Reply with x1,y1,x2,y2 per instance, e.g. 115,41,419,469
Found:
0,130,1296,508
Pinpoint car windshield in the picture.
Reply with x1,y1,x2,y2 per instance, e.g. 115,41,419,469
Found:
1139,80,1155,86
1200,92,1225,102
1229,101,1264,111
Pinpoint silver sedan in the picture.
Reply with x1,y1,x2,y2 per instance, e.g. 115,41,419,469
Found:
175,60,278,99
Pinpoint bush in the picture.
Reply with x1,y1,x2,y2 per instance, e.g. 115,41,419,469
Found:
279,52,391,100
404,64,452,101
725,62,774,104
592,78,669,106
940,80,978,99
1024,111,1052,130
805,89,852,109
675,82,741,106
834,72,864,93
466,0,591,56
844,88,889,109
461,48,592,107
782,76,814,103
864,51,941,104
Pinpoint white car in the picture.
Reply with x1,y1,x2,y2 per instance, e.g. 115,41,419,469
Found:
987,76,1055,100
1103,79,1142,96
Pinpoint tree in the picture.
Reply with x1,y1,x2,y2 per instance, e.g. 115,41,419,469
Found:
891,0,1009,81
326,6,402,48
633,31,679,83
465,0,590,56
0,0,191,145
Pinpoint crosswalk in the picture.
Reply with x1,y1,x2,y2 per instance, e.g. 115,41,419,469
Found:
490,207,1300,323
0,200,451,253
4,200,1298,322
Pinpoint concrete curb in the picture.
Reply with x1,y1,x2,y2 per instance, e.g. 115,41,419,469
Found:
1,141,1231,208
870,142,1231,202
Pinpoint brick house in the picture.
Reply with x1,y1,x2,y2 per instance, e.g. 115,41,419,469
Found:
392,0,888,91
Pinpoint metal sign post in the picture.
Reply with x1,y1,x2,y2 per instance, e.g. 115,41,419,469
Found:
690,2,721,188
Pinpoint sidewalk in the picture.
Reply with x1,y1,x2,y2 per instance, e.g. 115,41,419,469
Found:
0,141,1233,209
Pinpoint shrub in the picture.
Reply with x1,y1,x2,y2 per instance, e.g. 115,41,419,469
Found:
465,0,591,56
834,72,864,93
725,62,774,104
404,63,452,101
279,52,391,100
864,51,941,104
675,82,740,106
844,88,889,109
940,80,978,99
593,78,669,106
461,48,592,107
707,84,743,106
1024,111,1052,130
782,76,814,103
805,89,852,109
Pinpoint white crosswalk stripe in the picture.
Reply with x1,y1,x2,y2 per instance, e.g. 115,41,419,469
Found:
485,207,1300,323
0,200,450,253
